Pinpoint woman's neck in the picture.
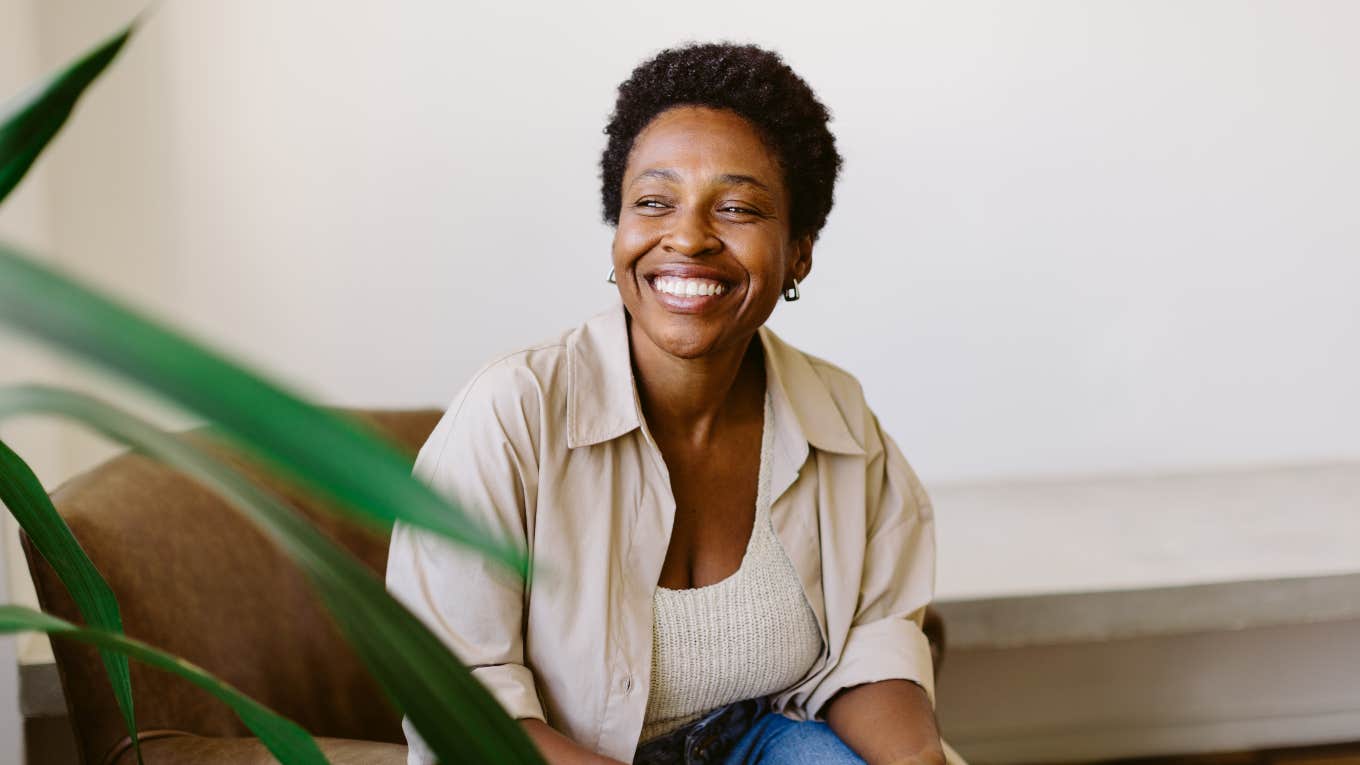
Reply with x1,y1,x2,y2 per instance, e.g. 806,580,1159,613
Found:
628,322,766,449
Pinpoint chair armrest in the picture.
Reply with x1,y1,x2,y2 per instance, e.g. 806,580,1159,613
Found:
109,733,407,765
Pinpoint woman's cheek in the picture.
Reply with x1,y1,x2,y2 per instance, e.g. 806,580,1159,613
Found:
612,226,659,267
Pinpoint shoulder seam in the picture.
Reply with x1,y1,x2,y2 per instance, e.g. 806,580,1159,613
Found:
425,339,565,479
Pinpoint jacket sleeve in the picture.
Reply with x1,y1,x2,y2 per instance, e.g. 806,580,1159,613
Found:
806,411,939,720
385,360,547,763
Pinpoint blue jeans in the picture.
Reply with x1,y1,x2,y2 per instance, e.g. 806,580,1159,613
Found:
632,697,865,765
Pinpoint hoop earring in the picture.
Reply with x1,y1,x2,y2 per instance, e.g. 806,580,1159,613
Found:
783,278,800,302
606,267,616,284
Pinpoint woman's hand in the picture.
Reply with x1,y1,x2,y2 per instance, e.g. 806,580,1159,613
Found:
520,718,630,765
823,679,946,765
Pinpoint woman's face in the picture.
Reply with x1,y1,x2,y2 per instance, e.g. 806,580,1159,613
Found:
611,106,812,361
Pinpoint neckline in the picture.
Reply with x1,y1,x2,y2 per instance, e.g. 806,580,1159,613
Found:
656,390,775,596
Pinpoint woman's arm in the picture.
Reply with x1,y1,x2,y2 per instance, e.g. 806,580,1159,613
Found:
388,362,572,761
520,720,628,765
824,679,945,765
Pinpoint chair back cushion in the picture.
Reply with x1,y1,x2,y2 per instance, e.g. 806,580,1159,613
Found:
22,409,442,765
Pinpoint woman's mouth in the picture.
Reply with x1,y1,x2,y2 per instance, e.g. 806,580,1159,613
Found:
647,275,731,313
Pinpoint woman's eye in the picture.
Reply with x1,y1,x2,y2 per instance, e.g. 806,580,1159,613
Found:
636,199,668,209
721,205,761,216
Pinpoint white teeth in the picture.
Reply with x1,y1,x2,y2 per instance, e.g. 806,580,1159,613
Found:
653,276,727,298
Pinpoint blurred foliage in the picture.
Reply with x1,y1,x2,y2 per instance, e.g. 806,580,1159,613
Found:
0,20,544,765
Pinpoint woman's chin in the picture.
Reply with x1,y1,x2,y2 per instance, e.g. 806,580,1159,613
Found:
631,313,730,360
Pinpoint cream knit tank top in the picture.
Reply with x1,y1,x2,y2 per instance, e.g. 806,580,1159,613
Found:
640,392,825,743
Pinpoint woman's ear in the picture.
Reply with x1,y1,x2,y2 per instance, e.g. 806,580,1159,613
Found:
792,233,814,283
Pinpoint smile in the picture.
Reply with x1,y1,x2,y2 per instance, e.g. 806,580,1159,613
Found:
651,275,729,298
645,274,733,314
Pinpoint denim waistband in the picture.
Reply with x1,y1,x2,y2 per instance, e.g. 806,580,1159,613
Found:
632,696,771,765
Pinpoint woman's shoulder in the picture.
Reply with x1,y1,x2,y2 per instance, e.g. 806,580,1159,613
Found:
762,326,866,398
801,349,868,404
420,321,589,466
760,327,883,446
807,354,890,456
765,332,931,516
448,306,625,408
466,335,569,396
439,328,575,424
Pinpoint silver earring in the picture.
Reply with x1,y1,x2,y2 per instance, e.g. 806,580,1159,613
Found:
783,278,800,302
606,267,616,284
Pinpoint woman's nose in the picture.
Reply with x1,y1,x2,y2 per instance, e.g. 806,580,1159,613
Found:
663,207,721,257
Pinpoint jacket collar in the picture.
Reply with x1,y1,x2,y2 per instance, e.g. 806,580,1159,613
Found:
565,303,865,456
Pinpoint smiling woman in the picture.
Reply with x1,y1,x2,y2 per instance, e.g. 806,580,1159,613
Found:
386,42,963,765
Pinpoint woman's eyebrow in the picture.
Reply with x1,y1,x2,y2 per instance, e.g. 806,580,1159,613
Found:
718,173,772,192
630,169,772,193
631,168,681,186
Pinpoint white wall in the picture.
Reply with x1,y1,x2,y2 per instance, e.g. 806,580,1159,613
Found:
97,0,1360,483
9,0,1359,484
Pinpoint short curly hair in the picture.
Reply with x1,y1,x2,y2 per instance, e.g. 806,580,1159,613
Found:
600,42,843,241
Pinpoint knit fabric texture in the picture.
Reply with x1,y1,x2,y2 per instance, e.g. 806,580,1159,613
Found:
640,392,826,743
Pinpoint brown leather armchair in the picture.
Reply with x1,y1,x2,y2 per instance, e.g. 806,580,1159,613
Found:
22,408,946,764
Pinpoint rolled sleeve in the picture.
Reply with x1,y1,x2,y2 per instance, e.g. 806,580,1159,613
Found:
396,665,546,765
470,663,545,721
808,412,938,720
806,613,937,718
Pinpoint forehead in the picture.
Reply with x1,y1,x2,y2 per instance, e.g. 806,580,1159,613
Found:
626,106,782,186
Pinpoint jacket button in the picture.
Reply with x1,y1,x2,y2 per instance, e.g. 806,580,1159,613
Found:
621,675,633,693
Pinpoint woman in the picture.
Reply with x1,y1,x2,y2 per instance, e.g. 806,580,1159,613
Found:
387,43,961,765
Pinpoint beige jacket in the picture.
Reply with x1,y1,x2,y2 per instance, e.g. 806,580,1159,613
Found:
387,304,941,763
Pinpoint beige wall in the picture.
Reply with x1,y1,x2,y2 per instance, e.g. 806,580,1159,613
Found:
38,0,1355,484
1,0,193,658
2,0,56,757
2,0,1359,756
8,0,1360,487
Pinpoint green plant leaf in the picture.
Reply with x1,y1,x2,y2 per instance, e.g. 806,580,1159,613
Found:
0,438,142,761
0,385,546,765
0,24,132,205
0,242,527,578
0,604,328,765
2,20,141,762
